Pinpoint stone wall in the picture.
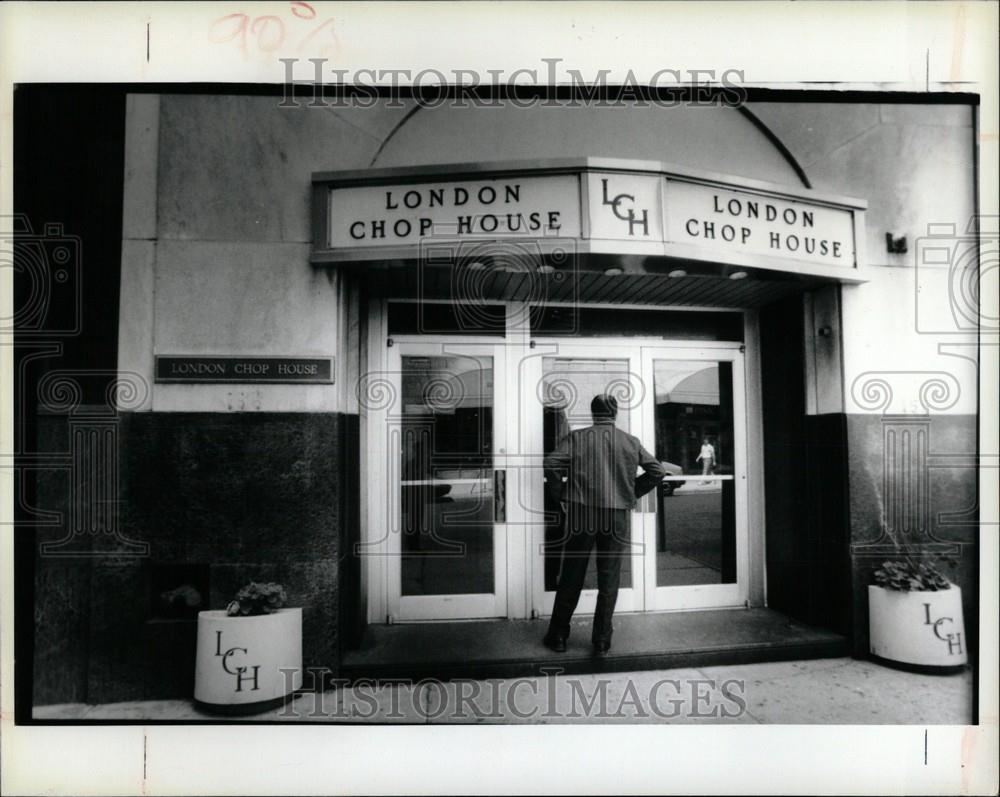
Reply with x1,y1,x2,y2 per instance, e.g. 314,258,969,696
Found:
33,411,349,705
846,413,979,657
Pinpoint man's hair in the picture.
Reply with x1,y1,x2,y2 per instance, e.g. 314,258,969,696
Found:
591,394,618,419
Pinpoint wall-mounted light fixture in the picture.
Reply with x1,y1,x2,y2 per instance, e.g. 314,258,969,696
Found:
729,271,748,280
886,233,908,254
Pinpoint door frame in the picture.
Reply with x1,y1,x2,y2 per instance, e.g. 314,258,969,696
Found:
528,342,649,617
385,340,510,621
526,338,749,617
637,343,749,611
361,298,765,624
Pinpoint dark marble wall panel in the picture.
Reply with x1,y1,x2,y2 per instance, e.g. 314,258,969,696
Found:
760,295,851,635
32,412,348,705
846,413,979,657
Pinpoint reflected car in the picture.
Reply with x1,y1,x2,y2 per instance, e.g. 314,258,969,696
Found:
660,461,684,496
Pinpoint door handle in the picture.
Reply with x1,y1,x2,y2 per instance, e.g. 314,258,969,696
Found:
494,469,506,523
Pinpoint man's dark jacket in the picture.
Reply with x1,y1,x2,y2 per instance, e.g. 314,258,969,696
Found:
544,419,666,510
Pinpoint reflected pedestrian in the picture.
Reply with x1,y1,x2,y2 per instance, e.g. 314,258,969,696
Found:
696,438,715,484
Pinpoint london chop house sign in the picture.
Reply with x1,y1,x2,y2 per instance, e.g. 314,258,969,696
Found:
328,175,581,244
313,159,866,279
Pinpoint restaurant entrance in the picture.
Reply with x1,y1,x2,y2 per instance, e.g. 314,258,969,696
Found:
362,302,755,623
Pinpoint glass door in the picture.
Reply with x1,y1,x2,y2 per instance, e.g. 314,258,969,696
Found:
387,341,507,620
639,346,748,610
532,344,646,616
367,303,755,623
526,339,748,617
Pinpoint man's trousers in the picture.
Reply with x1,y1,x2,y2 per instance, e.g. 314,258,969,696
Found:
547,503,630,646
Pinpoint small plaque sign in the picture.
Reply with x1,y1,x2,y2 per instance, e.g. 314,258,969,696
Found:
155,356,334,384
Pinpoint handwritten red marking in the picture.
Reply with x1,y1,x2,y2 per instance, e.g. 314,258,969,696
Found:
290,1,316,20
298,16,339,55
208,13,249,55
209,4,337,57
250,15,286,52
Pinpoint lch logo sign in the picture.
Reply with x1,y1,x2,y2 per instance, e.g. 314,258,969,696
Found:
601,178,650,237
924,603,963,655
215,630,261,692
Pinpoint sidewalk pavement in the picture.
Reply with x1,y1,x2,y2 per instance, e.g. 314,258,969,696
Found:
33,657,974,724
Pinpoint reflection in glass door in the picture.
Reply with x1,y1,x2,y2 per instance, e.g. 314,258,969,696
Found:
537,353,644,615
528,342,748,618
641,348,747,610
388,343,507,620
374,333,749,622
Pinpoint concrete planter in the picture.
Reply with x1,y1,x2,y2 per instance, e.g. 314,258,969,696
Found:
868,585,967,669
194,608,303,707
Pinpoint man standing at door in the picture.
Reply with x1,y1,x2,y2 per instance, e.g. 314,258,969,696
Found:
542,394,666,655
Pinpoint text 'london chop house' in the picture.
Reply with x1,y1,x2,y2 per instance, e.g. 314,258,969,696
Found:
346,181,565,241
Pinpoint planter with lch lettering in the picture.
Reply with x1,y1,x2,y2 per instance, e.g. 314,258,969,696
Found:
194,608,303,710
868,585,967,670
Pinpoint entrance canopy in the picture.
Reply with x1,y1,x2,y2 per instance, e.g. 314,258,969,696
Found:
312,157,868,307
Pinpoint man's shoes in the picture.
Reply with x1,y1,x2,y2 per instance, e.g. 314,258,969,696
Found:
592,641,611,656
543,633,567,653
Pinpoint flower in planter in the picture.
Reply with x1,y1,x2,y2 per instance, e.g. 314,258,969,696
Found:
872,557,955,592
226,581,288,616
